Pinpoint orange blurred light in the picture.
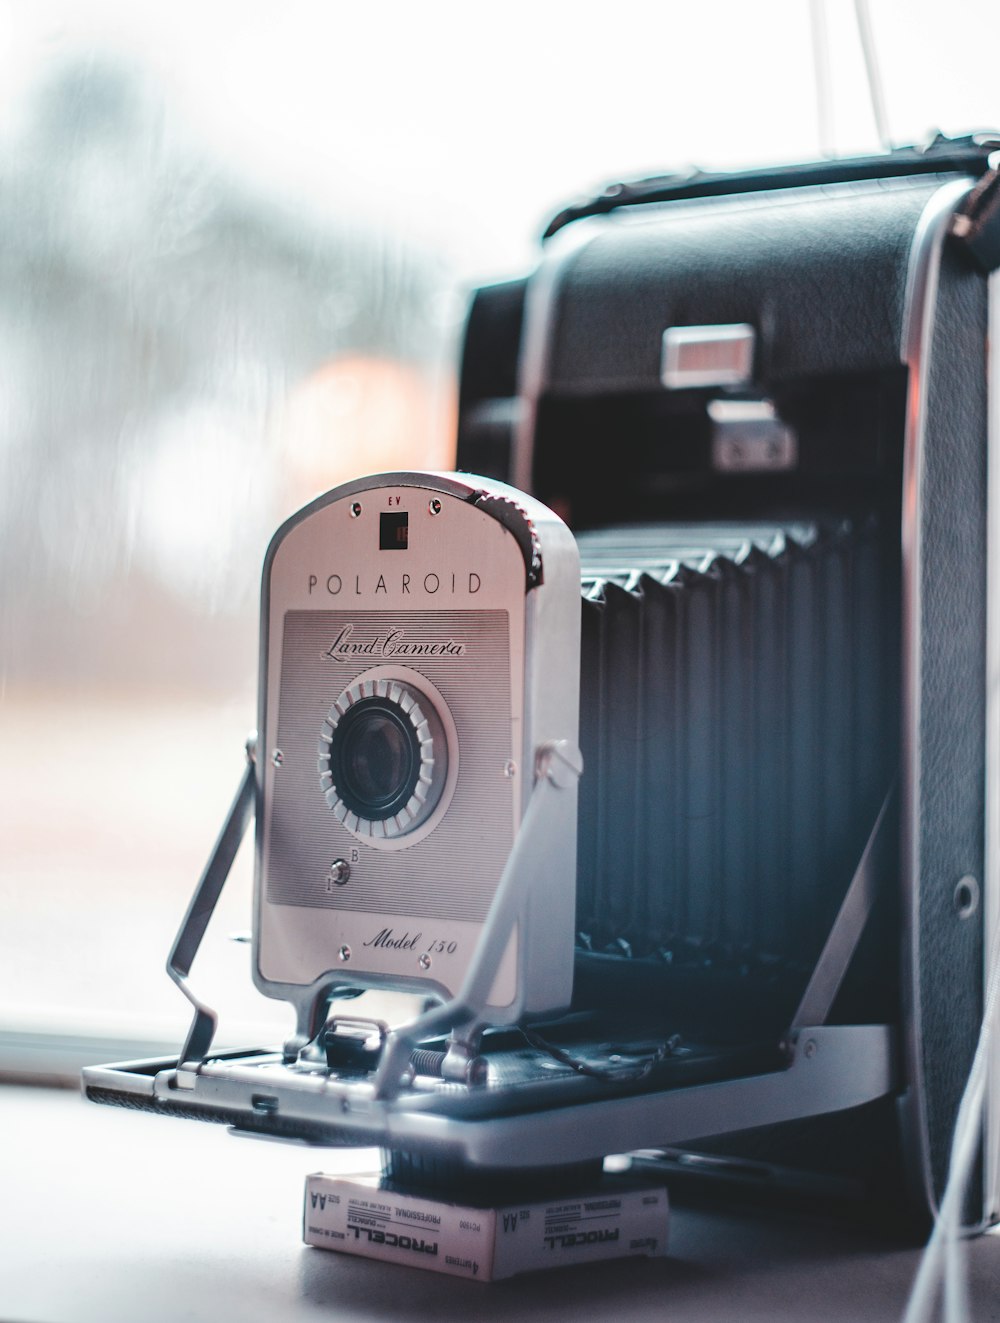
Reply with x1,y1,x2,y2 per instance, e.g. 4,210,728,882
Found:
279,355,457,506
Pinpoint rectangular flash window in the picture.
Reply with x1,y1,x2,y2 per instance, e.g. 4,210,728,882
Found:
380,511,409,550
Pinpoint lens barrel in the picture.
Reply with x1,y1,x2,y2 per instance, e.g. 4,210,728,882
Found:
329,697,420,820
319,675,448,840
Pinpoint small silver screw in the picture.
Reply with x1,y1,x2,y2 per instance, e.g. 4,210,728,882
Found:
418,953,431,971
271,749,284,768
503,760,517,779
350,501,362,518
338,945,351,962
955,875,980,919
804,1038,817,1060
428,498,442,516
328,859,350,886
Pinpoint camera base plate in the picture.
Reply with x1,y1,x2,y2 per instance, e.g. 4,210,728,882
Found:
84,1021,894,1174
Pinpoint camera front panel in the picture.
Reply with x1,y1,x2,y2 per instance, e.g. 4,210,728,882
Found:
255,478,533,1009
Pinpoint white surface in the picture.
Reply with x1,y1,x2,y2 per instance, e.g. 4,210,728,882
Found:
1,1084,999,1322
3,2,999,282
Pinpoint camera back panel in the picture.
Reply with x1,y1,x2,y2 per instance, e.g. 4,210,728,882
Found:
458,170,997,1225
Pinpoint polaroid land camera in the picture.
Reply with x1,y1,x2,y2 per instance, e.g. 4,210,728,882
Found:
86,135,1000,1232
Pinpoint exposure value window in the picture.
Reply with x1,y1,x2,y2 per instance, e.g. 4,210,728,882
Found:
380,511,409,550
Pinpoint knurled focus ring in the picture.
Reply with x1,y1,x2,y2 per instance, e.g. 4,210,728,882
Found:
318,676,447,840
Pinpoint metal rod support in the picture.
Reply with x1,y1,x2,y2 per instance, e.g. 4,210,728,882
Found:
168,739,256,1070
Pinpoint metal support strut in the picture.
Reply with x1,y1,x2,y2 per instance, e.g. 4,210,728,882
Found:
164,734,581,1093
372,739,583,1100
167,734,257,1073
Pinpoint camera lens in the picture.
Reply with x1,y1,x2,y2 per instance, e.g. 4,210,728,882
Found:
331,698,419,820
318,674,451,841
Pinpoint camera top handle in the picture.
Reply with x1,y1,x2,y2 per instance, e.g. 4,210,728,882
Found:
542,133,1000,277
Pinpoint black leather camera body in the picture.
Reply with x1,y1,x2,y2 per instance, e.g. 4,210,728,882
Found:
86,139,1000,1234
456,139,1000,1229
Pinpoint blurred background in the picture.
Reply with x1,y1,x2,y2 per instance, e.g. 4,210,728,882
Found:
1,0,998,1063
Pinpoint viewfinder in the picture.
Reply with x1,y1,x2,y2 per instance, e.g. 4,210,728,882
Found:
380,510,409,550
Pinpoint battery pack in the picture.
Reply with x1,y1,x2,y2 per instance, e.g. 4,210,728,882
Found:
303,1171,669,1281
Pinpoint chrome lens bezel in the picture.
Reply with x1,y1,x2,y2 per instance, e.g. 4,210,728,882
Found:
318,668,454,846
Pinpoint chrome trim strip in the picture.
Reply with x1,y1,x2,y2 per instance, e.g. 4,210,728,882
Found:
791,791,893,1030
986,269,1000,1225
898,176,976,1221
513,219,605,494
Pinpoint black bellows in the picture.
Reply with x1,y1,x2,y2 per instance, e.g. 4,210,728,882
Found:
575,520,890,979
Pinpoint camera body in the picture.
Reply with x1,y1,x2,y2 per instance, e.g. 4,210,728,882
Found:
458,152,1000,1226
87,141,1000,1233
255,472,581,1030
